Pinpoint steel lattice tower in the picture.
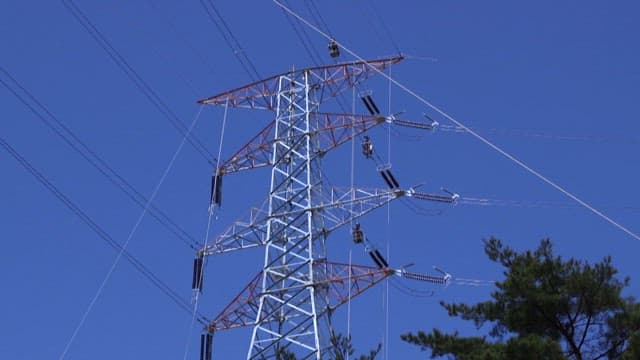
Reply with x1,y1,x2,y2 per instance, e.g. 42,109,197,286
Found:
249,68,328,359
194,57,457,360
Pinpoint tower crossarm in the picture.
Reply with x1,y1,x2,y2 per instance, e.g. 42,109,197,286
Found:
315,187,408,234
205,261,392,333
206,271,263,332
197,57,404,110
218,113,388,175
202,187,407,256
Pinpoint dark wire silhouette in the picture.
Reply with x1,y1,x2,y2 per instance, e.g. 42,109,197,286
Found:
0,66,201,251
0,135,209,325
60,0,215,164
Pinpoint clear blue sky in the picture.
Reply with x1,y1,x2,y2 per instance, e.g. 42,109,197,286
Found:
1,1,639,359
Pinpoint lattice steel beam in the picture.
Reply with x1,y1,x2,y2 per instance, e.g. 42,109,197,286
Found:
218,113,388,175
197,57,403,111
205,261,393,333
195,57,407,360
202,187,408,256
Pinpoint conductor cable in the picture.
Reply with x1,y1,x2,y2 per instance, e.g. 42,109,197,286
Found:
272,0,640,243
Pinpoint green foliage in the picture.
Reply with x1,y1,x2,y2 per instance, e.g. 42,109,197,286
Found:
275,347,297,360
277,333,380,360
402,238,640,359
329,333,381,360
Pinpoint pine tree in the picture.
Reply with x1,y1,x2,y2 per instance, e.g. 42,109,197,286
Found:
402,238,640,360
275,333,380,360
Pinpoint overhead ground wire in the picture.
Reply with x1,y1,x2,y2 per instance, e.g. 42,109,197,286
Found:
199,0,261,82
58,106,206,359
368,0,402,54
304,0,333,38
0,66,201,250
391,121,640,144
61,0,215,165
144,0,220,80
272,0,640,244
0,136,208,338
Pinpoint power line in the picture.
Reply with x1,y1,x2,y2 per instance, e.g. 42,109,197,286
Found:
366,0,402,54
458,196,640,213
0,66,201,251
304,0,332,38
276,0,358,117
0,135,209,325
437,124,640,144
206,0,261,80
281,0,324,66
59,103,206,359
273,0,640,244
389,278,435,298
144,0,220,81
391,122,640,144
60,0,215,165
198,0,261,82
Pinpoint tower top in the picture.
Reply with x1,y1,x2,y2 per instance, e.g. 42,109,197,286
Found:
197,56,404,110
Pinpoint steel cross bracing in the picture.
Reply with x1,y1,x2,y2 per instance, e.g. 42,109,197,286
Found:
197,57,403,111
243,66,332,360
197,57,454,360
222,66,328,360
205,263,454,334
218,113,388,175
215,112,444,176
206,261,394,333
202,186,409,256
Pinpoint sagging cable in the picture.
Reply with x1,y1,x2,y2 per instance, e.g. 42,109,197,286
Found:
272,0,640,244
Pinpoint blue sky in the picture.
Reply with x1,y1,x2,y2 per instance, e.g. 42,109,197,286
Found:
1,1,639,359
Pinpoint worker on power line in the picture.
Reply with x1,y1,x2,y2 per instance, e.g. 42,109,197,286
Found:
362,136,373,159
328,39,340,58
352,223,364,244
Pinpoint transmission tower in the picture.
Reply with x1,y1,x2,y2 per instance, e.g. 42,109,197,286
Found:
194,57,456,360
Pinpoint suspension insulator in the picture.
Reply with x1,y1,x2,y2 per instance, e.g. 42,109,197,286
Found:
374,249,389,268
380,169,400,189
192,255,204,291
200,334,205,360
413,192,455,203
369,249,389,269
369,251,384,268
200,333,213,360
386,170,400,188
360,94,380,115
210,174,223,206
403,271,447,284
